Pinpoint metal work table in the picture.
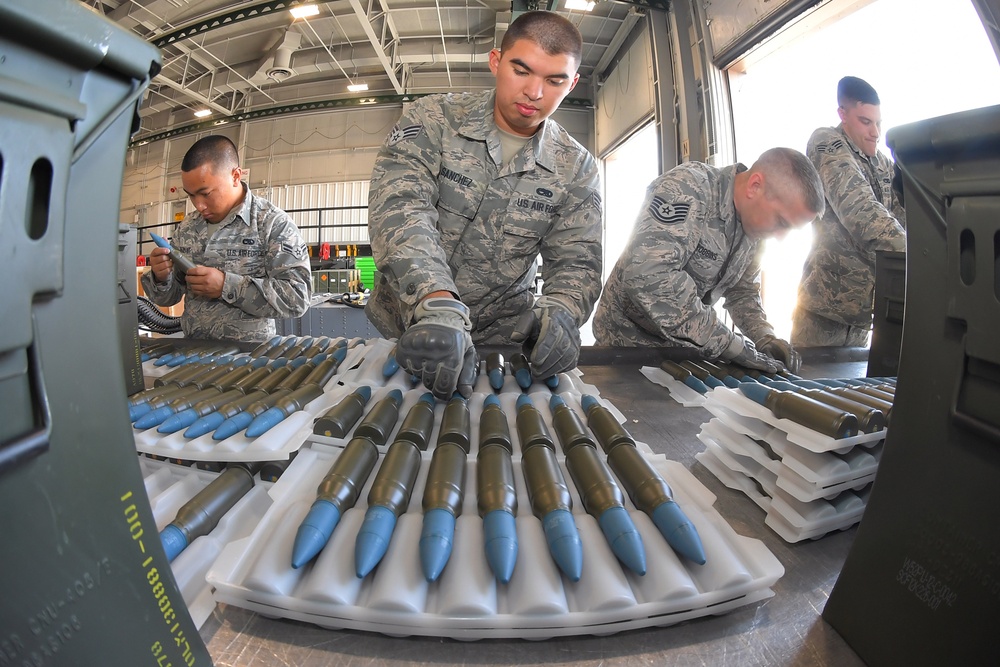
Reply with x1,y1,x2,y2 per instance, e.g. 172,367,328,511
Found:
198,347,871,667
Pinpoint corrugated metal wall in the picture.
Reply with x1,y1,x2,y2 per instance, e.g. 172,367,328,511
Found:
259,181,370,246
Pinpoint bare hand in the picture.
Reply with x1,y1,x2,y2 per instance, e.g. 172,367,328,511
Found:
148,247,173,282
184,265,225,299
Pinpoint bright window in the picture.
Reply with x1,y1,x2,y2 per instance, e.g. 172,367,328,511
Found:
730,0,1000,341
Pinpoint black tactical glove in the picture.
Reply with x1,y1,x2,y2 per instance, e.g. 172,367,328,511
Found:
396,297,478,400
719,334,785,374
511,296,581,379
755,335,802,374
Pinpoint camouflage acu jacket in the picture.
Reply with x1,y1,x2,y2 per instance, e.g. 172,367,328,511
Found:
365,90,603,344
797,125,906,327
593,162,773,354
141,185,311,342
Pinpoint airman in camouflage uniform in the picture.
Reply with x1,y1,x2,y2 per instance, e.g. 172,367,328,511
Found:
792,76,906,347
143,136,311,343
365,11,602,399
365,89,602,342
594,148,825,374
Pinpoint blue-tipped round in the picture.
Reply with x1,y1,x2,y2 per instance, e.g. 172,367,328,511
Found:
233,356,252,367
158,408,200,434
791,379,826,390
488,367,505,391
702,374,724,389
141,352,150,362
160,524,187,563
541,509,583,582
483,394,501,409
129,402,154,422
184,412,225,439
419,508,457,582
581,394,600,412
309,352,329,365
133,406,176,430
150,231,171,248
382,355,400,378
740,374,760,383
355,386,373,403
765,381,798,392
166,353,194,367
409,374,422,385
355,505,398,578
598,507,646,576
386,388,404,404
682,376,710,394
544,375,560,389
269,357,288,368
213,412,254,441
652,501,706,565
482,509,517,583
289,356,309,368
515,394,534,410
549,394,566,410
291,500,341,569
153,353,176,367
814,378,848,388
782,371,804,381
245,407,287,438
514,366,532,390
755,374,773,384
331,346,348,362
418,392,436,405
251,356,270,368
738,382,772,407
721,376,741,389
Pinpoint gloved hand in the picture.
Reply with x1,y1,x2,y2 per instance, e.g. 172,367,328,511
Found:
755,335,801,374
511,296,581,379
719,334,785,374
396,297,478,400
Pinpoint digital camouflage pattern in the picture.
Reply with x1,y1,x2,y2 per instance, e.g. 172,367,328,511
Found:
365,90,603,345
593,162,775,354
792,124,905,345
792,308,871,348
141,185,311,342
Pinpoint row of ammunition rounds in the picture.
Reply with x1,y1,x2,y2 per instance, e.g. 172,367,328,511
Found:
296,388,706,584
660,358,895,439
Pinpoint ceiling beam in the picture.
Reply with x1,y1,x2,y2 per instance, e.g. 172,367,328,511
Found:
348,0,404,94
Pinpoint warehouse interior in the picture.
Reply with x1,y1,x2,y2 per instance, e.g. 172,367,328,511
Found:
2,0,999,665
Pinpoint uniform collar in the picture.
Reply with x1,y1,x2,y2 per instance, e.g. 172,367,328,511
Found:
459,90,558,172
723,163,747,226
836,124,878,165
214,183,252,228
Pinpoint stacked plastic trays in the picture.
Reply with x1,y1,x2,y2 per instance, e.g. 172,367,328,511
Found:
643,360,893,542
134,336,785,638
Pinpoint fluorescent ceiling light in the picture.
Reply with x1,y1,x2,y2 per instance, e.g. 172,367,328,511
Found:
565,0,596,10
193,109,212,117
347,82,369,92
290,4,320,19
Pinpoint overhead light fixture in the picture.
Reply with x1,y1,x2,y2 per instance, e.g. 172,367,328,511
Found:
194,109,212,117
347,82,369,92
290,3,320,19
564,0,596,11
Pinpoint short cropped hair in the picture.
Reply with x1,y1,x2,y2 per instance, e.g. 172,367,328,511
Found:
500,10,583,68
182,135,240,173
837,76,880,107
754,147,826,217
